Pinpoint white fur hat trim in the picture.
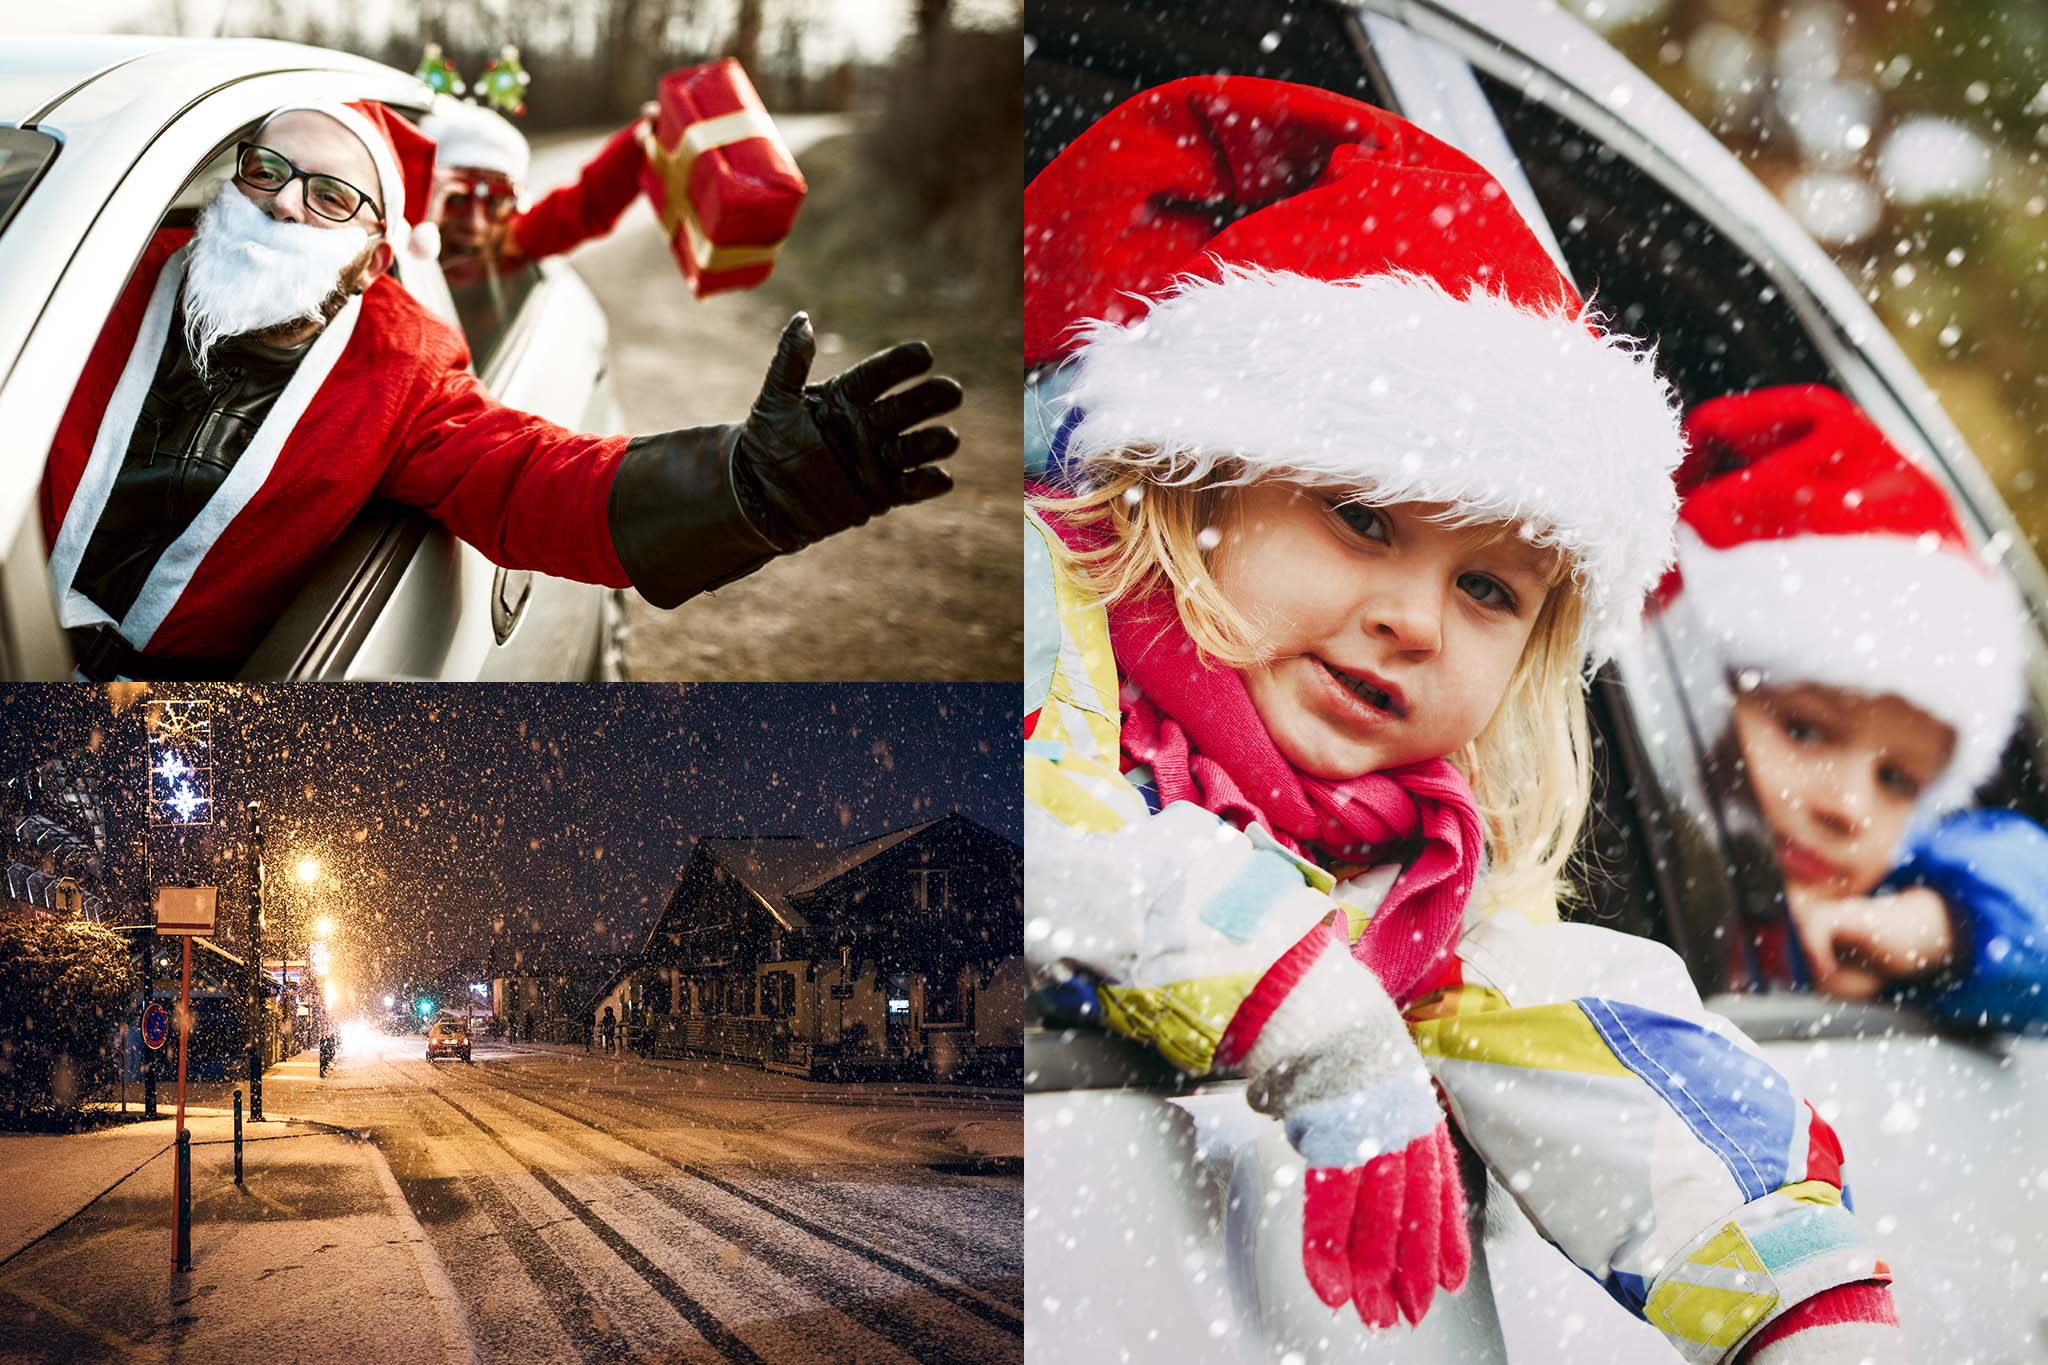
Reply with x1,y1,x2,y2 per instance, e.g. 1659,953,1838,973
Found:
419,95,531,187
1675,523,2027,814
1059,266,1688,666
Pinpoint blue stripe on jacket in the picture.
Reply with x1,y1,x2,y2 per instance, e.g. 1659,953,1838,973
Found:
1575,997,1796,1202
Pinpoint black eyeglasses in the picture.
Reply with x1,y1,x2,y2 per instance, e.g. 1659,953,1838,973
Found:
233,142,382,225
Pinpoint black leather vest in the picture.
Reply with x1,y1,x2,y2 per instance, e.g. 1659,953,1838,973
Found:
71,301,315,621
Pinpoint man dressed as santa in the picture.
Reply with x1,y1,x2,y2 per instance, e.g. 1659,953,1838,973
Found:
41,101,958,680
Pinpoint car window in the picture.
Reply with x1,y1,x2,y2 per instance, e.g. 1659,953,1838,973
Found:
1026,0,1393,182
0,128,61,239
448,263,540,378
1473,65,2048,1021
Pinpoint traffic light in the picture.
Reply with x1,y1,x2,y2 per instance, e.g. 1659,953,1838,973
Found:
417,998,435,1018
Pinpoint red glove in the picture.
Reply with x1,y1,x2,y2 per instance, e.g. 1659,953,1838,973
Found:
1216,920,1470,1328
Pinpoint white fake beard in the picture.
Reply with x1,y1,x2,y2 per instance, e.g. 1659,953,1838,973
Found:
182,180,370,379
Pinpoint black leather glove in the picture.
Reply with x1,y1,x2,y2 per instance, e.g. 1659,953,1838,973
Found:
607,312,962,609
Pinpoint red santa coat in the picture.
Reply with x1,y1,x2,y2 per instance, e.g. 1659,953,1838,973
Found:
504,123,647,268
40,226,633,662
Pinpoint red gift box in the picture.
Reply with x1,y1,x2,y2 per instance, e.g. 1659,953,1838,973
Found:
640,59,806,297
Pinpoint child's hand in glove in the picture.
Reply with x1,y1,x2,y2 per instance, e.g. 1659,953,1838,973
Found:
1215,918,1470,1328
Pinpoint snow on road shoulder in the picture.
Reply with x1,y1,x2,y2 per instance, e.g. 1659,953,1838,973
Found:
0,1121,476,1361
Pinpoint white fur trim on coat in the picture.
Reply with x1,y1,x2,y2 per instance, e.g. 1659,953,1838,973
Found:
1058,266,1688,665
46,243,363,652
1674,524,2027,814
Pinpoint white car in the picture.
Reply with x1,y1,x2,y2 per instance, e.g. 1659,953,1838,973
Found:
1026,1,2048,1361
0,36,626,679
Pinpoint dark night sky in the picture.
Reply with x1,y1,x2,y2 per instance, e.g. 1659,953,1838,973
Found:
1,684,1018,996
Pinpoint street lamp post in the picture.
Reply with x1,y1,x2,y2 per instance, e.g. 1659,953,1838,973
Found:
246,800,265,1122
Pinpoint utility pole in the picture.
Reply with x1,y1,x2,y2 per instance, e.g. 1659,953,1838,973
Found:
246,800,265,1122
141,917,157,1118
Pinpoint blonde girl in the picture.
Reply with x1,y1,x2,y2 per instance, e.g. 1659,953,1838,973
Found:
1023,77,1901,1364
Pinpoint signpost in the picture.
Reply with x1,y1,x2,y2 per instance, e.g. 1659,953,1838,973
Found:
154,886,216,1273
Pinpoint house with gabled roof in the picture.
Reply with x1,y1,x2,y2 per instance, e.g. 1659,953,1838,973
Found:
639,813,1022,1080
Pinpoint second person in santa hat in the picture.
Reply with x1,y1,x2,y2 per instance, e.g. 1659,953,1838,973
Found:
1656,383,2048,1030
420,94,655,292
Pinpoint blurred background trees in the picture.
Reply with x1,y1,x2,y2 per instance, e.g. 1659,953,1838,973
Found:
1569,0,2048,550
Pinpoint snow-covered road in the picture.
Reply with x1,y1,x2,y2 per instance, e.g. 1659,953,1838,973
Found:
300,1033,1023,1363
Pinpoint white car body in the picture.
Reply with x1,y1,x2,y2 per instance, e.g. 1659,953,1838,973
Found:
0,36,626,679
1025,2,2048,1361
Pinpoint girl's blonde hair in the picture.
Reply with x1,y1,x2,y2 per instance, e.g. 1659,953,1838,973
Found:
1034,467,1593,919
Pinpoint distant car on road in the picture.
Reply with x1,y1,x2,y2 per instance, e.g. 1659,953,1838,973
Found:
0,36,628,680
425,1018,471,1064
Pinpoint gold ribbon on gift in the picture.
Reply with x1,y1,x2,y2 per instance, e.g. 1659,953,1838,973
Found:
645,106,790,273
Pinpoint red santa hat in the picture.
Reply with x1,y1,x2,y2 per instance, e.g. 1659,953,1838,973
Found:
1658,384,2025,815
258,100,445,295
1025,75,1688,664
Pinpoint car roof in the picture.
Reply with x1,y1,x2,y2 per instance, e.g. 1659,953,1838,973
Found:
0,36,410,128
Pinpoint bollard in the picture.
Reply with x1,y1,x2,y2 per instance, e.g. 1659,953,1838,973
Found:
173,1128,192,1272
233,1089,244,1185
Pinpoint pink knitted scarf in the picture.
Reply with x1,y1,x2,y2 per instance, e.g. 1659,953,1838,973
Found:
1039,506,1482,1005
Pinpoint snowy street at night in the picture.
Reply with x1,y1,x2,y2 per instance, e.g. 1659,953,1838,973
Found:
0,1028,1022,1362
0,684,1023,1362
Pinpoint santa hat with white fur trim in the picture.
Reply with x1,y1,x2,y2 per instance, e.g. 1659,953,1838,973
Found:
258,101,446,300
1657,383,2026,816
418,95,531,188
1025,76,1688,665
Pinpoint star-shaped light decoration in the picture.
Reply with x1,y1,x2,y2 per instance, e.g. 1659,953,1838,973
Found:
147,699,215,826
167,782,209,823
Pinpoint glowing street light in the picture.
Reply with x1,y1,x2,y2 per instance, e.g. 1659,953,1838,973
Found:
295,857,320,884
313,915,336,939
383,994,395,1009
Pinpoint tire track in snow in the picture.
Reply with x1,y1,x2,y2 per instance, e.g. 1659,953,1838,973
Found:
491,1043,1018,1112
371,1059,636,1363
485,1055,1022,1183
419,1080,765,1365
425,1064,1004,1364
447,1060,1024,1340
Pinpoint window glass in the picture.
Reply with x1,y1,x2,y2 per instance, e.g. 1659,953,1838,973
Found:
0,128,61,239
1027,0,1391,181
925,969,965,1025
1478,68,2048,1028
449,264,540,377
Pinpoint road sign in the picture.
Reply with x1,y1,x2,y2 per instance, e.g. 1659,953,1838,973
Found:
153,886,217,937
142,1002,170,1050
54,877,81,917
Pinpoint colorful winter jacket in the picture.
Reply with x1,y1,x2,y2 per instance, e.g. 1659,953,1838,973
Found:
1023,507,1889,1364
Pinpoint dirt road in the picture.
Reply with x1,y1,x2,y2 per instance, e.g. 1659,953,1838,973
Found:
527,123,1019,682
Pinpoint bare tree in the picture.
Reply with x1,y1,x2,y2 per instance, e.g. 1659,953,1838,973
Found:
914,0,951,66
728,0,764,69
